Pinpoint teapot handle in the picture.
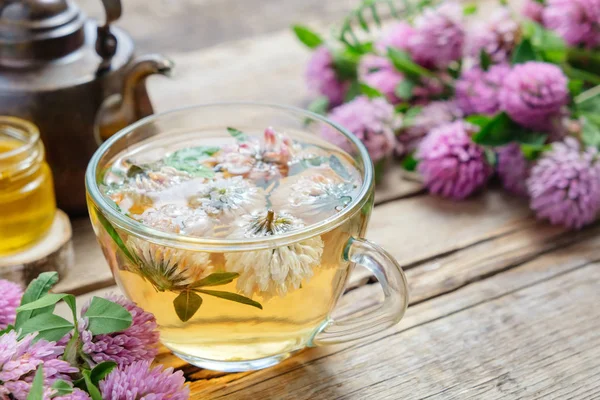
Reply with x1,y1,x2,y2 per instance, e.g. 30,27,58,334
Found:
96,0,123,73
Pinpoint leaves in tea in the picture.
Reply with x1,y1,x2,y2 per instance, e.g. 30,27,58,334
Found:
190,272,240,288
196,289,263,309
174,291,203,322
227,127,249,141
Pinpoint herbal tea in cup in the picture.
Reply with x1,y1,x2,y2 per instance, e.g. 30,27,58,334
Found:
86,104,408,372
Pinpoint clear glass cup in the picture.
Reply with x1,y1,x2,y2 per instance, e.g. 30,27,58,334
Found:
85,103,409,372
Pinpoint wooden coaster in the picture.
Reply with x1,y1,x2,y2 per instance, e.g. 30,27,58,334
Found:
0,210,74,285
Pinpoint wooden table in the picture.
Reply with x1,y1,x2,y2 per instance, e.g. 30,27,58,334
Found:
58,0,600,398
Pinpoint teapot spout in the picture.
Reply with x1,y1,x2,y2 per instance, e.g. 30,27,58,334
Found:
95,54,174,143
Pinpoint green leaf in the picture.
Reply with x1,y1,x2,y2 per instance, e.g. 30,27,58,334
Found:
395,80,415,101
463,3,477,15
292,25,323,49
522,20,567,63
17,293,75,315
388,48,434,79
472,112,519,146
511,39,538,65
329,154,352,180
84,297,133,335
402,106,423,127
484,148,497,167
19,313,74,342
196,290,263,309
401,154,418,172
568,79,585,97
359,83,384,99
332,50,359,81
95,210,136,264
190,272,240,288
575,84,600,114
173,291,203,322
27,365,44,400
307,96,329,116
226,127,249,142
90,361,117,386
563,64,600,86
62,333,79,367
126,164,144,178
164,146,219,178
164,159,215,178
82,371,103,400
344,80,361,102
516,132,547,146
0,324,15,335
582,116,600,149
480,50,492,71
51,380,74,398
465,114,493,130
15,272,59,328
357,10,369,31
520,143,550,161
370,3,381,26
167,146,220,162
374,158,386,184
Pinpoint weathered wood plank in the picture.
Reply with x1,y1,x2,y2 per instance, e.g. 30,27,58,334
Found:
78,0,356,53
183,238,600,398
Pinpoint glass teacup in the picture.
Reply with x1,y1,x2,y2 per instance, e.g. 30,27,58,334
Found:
85,103,409,372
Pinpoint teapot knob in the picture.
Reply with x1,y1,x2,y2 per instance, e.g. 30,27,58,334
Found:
96,0,123,73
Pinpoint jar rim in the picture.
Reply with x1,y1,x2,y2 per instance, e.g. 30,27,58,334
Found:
86,102,374,252
0,116,40,160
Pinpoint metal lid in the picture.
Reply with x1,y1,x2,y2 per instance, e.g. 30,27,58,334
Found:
0,0,86,67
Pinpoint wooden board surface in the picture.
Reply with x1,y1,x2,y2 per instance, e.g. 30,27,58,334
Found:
50,0,599,399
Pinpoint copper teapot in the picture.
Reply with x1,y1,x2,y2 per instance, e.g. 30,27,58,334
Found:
0,0,173,215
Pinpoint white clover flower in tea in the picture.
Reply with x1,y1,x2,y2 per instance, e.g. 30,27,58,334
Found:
96,126,366,361
225,210,324,298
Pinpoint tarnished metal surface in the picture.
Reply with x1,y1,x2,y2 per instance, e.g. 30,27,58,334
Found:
0,0,172,214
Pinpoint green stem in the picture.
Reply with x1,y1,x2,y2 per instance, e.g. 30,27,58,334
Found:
568,48,600,65
562,64,600,85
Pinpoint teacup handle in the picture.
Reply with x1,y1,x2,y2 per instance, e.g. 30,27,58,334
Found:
311,237,409,345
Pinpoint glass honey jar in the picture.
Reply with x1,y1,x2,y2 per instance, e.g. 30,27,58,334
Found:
0,117,56,255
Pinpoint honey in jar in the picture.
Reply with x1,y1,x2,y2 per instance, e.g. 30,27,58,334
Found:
0,117,56,255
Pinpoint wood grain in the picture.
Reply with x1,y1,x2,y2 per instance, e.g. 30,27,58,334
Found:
78,0,356,53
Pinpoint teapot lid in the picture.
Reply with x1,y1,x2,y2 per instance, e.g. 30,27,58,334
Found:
0,0,86,67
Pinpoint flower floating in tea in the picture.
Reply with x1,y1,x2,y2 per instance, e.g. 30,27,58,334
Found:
216,127,297,181
125,238,214,292
225,209,324,298
188,176,265,220
271,171,356,223
119,163,193,194
138,204,212,236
